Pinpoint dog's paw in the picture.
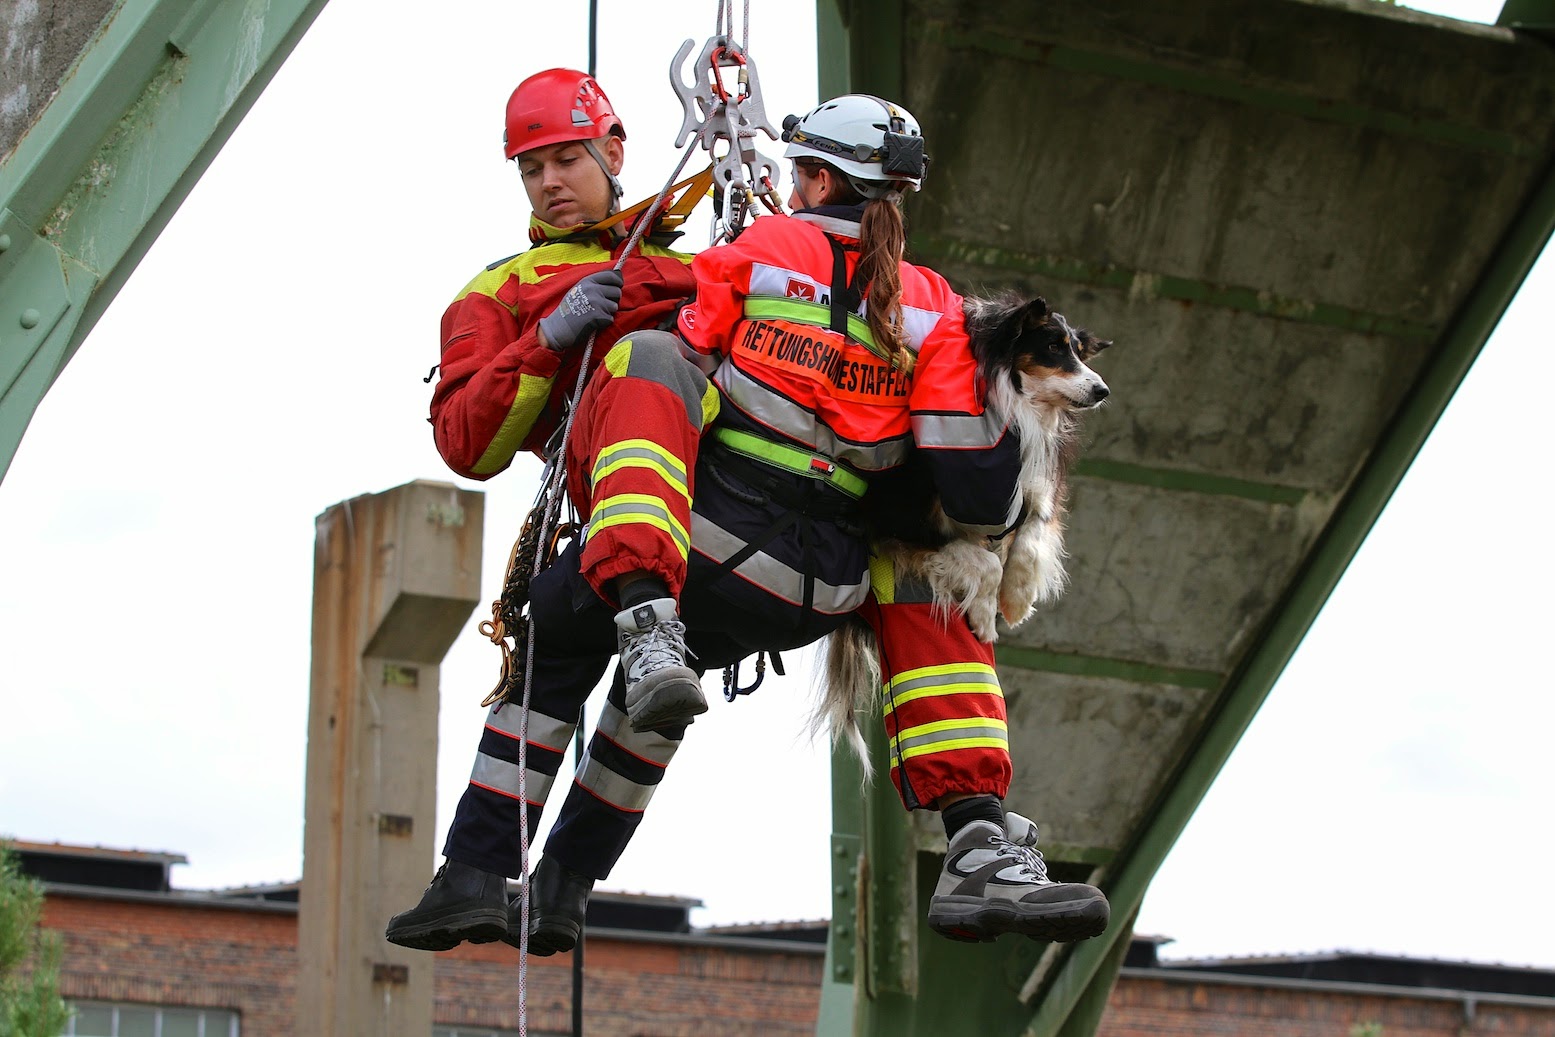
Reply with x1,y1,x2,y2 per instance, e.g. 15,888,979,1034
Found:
998,568,1039,629
999,592,1034,630
923,542,1003,642
966,596,1001,643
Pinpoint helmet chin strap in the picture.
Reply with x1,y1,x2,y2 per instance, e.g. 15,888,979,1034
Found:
583,138,625,215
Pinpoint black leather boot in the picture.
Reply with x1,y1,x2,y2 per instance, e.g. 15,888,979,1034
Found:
503,855,594,955
385,859,509,951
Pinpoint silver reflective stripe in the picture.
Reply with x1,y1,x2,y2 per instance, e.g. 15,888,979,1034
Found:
911,407,1010,450
484,704,576,753
888,667,1002,699
585,497,691,557
899,304,940,352
691,513,870,615
594,700,679,767
750,263,828,304
575,749,656,812
469,753,554,805
592,443,690,500
714,362,911,471
893,723,1010,756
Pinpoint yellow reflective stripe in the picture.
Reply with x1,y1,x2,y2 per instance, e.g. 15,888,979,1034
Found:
888,662,999,686
586,494,690,558
592,440,690,502
892,715,1008,742
516,242,614,285
472,372,554,475
868,553,896,604
594,438,686,480
743,296,886,359
886,679,1004,713
712,428,868,498
884,663,1002,713
890,716,1010,761
604,339,633,377
897,737,1011,762
700,379,720,428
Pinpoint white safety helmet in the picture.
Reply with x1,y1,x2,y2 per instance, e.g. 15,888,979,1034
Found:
781,94,928,198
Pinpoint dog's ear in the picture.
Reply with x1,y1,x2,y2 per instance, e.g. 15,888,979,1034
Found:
1076,329,1112,361
1017,296,1052,327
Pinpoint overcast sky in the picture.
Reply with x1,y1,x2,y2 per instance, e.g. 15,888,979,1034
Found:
2,0,1549,971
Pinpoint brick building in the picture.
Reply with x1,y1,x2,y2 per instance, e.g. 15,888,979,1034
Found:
14,842,1555,1036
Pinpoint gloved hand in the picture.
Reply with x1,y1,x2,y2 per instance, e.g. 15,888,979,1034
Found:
538,269,624,351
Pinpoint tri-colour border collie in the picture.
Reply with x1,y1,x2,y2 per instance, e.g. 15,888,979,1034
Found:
819,294,1111,766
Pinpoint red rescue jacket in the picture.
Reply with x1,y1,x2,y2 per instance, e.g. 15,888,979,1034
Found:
431,216,696,479
677,206,1020,532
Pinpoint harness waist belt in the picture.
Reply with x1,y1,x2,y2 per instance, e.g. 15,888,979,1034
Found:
711,427,868,499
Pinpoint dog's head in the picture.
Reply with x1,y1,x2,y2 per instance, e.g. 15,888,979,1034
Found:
966,295,1111,411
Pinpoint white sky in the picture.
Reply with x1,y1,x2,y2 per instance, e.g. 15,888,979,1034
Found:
3,0,1550,971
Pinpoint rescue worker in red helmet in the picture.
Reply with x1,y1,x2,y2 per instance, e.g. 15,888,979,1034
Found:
389,84,1109,955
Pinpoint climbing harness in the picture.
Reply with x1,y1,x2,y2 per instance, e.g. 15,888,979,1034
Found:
474,4,782,1031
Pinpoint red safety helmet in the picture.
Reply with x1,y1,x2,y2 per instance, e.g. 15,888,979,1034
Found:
504,68,626,160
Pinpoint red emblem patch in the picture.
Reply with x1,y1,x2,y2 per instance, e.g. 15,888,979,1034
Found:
786,278,817,302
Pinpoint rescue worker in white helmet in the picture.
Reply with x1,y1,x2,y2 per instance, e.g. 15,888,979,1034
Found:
389,87,1110,956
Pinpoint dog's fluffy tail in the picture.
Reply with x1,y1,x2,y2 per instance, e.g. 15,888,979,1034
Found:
811,616,881,782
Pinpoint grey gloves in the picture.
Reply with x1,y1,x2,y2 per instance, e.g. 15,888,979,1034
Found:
538,269,624,351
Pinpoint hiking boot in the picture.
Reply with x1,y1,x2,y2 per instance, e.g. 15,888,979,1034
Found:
928,812,1109,944
502,855,595,956
384,860,510,951
616,597,706,732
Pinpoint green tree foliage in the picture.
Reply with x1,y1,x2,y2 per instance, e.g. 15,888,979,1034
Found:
0,845,69,1037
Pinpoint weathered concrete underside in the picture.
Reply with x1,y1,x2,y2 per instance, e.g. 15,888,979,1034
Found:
820,1,1555,1034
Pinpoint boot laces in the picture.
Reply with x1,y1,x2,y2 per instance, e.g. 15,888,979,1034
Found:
994,833,1052,884
624,615,692,676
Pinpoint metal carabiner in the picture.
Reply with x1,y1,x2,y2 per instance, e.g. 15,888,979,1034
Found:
670,35,781,242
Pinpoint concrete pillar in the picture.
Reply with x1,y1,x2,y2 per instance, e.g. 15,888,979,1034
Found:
298,480,484,1036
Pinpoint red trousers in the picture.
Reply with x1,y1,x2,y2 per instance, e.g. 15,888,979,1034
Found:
857,557,1013,809
565,332,720,603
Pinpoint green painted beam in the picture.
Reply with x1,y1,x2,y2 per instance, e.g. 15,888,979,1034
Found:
996,646,1223,693
911,233,1440,342
1021,142,1555,1037
0,0,331,483
925,22,1532,158
1072,461,1311,507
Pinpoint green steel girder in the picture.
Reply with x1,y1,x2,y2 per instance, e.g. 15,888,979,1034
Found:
1020,119,1555,1037
817,1,1555,1035
0,0,331,483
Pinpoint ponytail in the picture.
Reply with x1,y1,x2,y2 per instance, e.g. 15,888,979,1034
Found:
794,157,914,371
857,196,913,371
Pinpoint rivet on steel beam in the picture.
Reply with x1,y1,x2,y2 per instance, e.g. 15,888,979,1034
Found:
20,309,41,329
0,233,11,251
835,884,849,897
834,965,851,979
834,925,850,938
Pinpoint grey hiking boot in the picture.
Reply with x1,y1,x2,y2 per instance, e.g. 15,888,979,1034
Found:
616,597,705,732
928,812,1109,944
385,859,510,951
502,855,595,956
